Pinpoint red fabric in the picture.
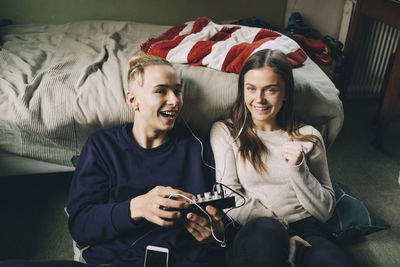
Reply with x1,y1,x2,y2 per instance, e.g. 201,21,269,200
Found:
188,26,240,66
142,17,212,57
141,17,308,73
292,34,332,66
222,38,276,73
253,28,281,42
191,17,211,33
219,29,284,73
141,23,188,54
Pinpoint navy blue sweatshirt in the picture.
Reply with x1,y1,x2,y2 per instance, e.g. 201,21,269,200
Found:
67,123,226,267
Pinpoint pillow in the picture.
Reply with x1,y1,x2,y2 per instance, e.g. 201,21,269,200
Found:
323,181,390,240
71,155,80,167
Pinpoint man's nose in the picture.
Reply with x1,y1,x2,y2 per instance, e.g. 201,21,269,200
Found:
167,91,180,106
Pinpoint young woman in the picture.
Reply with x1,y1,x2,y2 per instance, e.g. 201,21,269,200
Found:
67,54,229,267
210,49,355,267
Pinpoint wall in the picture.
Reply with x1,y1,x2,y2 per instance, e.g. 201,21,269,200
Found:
285,0,346,39
0,0,286,27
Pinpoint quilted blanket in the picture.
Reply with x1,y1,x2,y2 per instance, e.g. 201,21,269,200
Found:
141,17,307,74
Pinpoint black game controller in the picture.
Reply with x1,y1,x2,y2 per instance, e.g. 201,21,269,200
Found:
163,191,236,216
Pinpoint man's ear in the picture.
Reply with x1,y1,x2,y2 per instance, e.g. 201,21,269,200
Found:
126,90,136,108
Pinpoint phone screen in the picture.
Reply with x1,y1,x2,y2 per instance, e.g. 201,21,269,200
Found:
144,247,168,267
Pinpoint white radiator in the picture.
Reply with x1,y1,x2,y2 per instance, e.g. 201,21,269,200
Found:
346,17,400,98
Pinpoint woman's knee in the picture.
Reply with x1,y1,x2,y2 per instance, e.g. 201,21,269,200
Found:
246,217,286,233
299,236,356,267
227,217,290,267
244,217,288,247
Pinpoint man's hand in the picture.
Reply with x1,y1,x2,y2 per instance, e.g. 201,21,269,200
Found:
183,205,225,244
288,235,311,267
129,186,194,226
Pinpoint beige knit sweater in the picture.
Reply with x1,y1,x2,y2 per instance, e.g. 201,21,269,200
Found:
210,121,336,228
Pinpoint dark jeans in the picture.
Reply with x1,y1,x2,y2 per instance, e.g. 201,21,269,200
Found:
0,260,87,267
227,217,356,267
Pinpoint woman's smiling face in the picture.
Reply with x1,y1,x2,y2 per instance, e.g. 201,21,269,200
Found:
243,66,286,131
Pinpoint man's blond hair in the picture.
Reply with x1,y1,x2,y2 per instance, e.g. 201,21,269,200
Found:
127,53,173,89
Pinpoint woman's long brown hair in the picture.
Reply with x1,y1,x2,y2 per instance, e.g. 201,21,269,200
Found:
225,49,320,173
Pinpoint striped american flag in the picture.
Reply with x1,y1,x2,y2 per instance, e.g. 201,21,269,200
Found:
141,17,307,74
